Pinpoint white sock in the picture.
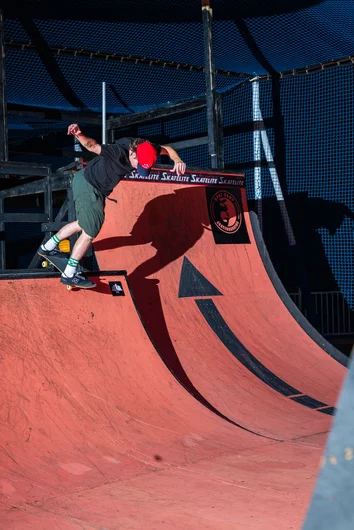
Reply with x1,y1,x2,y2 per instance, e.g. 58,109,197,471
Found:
63,257,79,278
41,234,61,251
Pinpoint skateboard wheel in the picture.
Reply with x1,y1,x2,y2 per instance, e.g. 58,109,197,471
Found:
67,285,72,291
42,260,48,268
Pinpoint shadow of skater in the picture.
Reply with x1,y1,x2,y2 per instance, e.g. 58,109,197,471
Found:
259,192,354,325
95,186,212,272
94,186,240,426
289,194,354,290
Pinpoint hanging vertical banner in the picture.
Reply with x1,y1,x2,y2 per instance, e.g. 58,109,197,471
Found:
206,187,250,244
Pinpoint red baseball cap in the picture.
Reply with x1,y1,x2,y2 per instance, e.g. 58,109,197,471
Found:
136,142,157,176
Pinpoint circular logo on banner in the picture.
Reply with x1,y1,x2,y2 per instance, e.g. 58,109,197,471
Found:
210,190,242,234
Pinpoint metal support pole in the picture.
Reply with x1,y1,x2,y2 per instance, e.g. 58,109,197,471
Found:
215,92,224,168
202,0,223,169
102,81,106,145
108,127,115,144
43,170,53,237
0,10,8,162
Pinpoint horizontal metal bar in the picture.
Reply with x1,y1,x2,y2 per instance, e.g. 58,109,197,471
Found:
252,54,354,82
6,41,247,80
7,103,102,125
0,270,61,279
0,213,49,222
0,269,127,280
0,162,50,177
168,137,208,150
45,175,72,192
0,175,70,197
0,180,45,197
56,161,82,173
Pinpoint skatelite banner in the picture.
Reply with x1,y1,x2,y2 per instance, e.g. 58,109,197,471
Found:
122,168,245,188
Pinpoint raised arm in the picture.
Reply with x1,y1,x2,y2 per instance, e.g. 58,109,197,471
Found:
67,124,102,155
160,144,186,176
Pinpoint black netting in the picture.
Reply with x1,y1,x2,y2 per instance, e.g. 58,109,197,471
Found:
5,18,243,114
36,19,206,66
281,67,354,310
171,143,210,168
222,66,354,310
2,1,354,318
54,55,235,112
8,115,71,145
163,109,207,139
244,1,354,73
6,49,71,109
9,152,74,172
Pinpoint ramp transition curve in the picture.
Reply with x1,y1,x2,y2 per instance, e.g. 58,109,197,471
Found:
0,169,347,529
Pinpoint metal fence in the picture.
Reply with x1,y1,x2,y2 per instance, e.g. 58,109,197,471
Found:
289,290,354,337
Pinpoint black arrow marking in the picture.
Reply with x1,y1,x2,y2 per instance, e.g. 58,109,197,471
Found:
195,298,335,416
178,257,222,298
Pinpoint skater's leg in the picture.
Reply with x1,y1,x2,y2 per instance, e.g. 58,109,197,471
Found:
55,221,82,240
40,221,81,253
62,230,93,278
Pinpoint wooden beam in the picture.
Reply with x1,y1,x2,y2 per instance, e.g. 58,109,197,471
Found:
0,213,49,222
8,98,209,130
0,161,50,177
168,137,208,150
0,175,70,197
7,103,103,125
108,97,206,130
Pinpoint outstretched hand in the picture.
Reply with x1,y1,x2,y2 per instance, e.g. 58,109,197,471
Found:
171,159,186,176
67,123,82,136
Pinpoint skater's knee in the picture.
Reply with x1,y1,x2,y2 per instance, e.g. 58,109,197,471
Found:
80,229,94,243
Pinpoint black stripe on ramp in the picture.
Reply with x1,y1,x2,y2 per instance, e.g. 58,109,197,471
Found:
196,298,335,415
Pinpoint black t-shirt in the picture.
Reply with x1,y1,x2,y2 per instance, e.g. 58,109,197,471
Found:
84,137,161,197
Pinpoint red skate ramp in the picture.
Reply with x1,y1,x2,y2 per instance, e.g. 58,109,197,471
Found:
0,274,329,530
0,168,347,529
96,169,347,440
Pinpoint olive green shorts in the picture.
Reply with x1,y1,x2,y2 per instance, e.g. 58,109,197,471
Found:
72,169,105,238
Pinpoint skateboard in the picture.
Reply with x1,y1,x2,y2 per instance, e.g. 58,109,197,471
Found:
40,253,95,290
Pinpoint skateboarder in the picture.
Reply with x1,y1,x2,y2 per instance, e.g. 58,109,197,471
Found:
38,124,186,288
